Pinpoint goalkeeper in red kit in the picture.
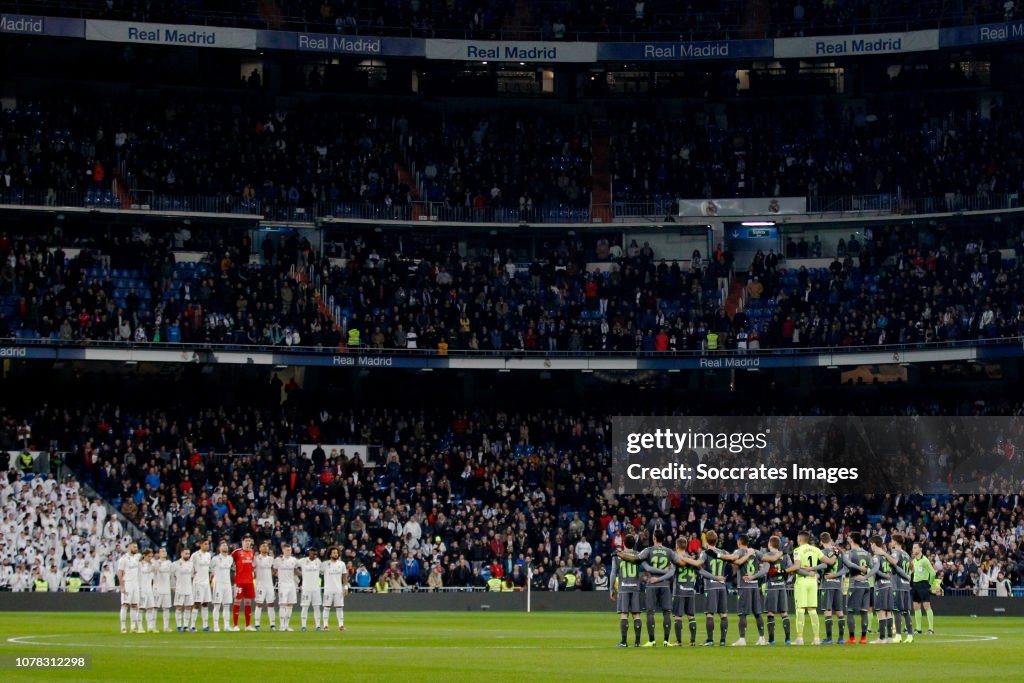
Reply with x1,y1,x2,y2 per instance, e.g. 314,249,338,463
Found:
232,536,257,630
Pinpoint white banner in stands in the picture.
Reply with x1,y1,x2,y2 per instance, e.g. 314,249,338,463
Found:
425,39,597,62
300,444,374,465
86,20,257,50
678,197,805,217
773,30,939,59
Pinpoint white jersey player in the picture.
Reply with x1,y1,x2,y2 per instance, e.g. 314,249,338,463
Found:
172,549,195,632
153,548,173,632
297,548,323,631
321,547,349,631
210,541,235,632
138,549,157,632
192,540,215,618
116,541,142,633
274,545,300,631
254,542,276,631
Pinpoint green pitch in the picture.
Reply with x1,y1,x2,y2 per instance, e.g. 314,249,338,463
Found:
0,612,1021,682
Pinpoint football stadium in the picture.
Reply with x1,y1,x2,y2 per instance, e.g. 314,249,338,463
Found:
2,2,1024,681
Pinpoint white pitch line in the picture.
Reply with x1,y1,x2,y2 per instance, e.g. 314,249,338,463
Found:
5,633,999,650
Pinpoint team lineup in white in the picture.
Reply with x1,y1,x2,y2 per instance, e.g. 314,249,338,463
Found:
115,535,350,633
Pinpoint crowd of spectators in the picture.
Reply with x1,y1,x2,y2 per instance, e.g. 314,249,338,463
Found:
401,111,591,213
5,219,1024,353
3,0,1006,39
5,91,1024,221
2,394,1023,593
611,94,1024,203
742,223,1024,348
0,99,409,212
0,471,118,593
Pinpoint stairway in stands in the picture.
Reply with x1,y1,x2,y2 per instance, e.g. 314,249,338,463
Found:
590,120,613,223
741,0,772,38
724,273,747,320
502,0,534,39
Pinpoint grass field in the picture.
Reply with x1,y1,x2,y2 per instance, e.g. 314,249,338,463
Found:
0,612,1021,682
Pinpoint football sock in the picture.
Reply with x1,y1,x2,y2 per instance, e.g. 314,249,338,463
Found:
861,612,869,637
301,606,308,628
674,619,682,643
914,609,922,631
120,605,127,630
336,608,343,627
201,606,209,628
738,614,747,639
782,616,791,641
795,610,805,638
755,614,764,637
767,615,775,641
719,616,728,642
825,616,833,640
162,609,170,630
706,615,714,640
809,612,820,639
838,614,845,641
232,604,239,627
620,618,628,644
268,607,276,627
244,605,252,627
633,618,641,645
254,606,262,627
926,608,934,631
688,618,697,643
646,612,655,642
663,612,671,642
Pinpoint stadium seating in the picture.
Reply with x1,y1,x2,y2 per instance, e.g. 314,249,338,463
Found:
3,400,1022,593
8,0,993,40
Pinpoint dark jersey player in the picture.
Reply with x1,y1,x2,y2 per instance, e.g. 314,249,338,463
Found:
631,529,679,647
613,532,673,648
665,536,700,646
693,530,743,647
731,535,769,646
842,532,874,644
818,532,847,645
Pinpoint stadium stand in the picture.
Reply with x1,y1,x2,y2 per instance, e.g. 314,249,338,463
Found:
1,220,1023,352
3,390,1023,593
0,0,1002,40
4,92,1023,219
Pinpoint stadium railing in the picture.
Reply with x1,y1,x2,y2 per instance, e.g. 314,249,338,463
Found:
807,192,1020,216
3,334,1023,359
408,202,591,224
1,188,1020,223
